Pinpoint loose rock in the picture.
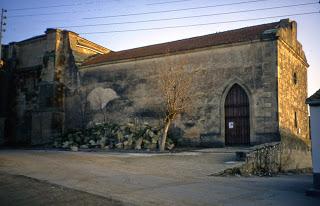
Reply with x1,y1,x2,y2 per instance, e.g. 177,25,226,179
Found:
70,146,78,152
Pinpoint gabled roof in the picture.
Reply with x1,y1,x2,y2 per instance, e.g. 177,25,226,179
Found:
306,89,320,106
82,20,282,67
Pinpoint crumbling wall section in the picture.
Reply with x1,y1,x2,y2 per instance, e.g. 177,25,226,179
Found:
1,29,109,146
63,33,110,130
239,135,311,175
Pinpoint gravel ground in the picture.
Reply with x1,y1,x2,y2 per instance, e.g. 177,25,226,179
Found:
0,149,318,206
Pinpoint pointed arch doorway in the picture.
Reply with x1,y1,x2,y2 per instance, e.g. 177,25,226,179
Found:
224,84,250,145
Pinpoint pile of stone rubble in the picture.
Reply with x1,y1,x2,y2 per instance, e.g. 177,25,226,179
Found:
54,122,175,151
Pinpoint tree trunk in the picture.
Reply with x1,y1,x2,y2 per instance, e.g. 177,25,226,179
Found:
160,118,171,151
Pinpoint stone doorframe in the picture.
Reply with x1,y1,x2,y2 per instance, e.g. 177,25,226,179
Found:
220,77,254,146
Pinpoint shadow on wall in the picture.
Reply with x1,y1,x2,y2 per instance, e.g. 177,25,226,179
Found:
0,64,19,146
65,86,120,130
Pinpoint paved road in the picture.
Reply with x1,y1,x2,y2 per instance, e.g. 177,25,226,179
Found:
0,149,318,206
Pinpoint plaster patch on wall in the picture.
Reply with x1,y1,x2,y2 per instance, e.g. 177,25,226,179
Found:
87,87,119,110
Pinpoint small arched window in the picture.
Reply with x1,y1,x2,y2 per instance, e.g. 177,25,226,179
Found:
293,72,298,85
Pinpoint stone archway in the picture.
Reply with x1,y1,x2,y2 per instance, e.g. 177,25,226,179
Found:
224,84,250,145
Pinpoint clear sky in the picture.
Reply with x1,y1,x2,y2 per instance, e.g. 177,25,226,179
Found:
1,0,319,96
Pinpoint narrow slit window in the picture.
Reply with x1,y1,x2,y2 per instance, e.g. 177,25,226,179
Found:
294,112,298,128
293,72,298,85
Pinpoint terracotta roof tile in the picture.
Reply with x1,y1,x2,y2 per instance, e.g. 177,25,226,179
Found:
82,20,281,66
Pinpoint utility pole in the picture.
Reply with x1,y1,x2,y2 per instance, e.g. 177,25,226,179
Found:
0,8,7,68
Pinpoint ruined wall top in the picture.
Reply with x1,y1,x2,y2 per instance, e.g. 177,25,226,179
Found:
276,19,308,66
3,28,110,70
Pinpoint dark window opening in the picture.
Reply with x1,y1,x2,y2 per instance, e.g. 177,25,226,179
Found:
294,112,298,128
293,72,298,85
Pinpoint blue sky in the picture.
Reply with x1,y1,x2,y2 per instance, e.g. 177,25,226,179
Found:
1,0,319,95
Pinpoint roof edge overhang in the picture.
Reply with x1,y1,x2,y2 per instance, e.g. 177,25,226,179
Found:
306,99,320,106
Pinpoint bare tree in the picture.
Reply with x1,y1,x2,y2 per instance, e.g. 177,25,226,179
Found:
157,59,194,151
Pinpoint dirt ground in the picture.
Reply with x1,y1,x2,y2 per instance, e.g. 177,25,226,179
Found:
0,172,123,206
0,149,319,206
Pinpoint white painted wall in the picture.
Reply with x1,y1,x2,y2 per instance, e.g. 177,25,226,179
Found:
310,106,320,173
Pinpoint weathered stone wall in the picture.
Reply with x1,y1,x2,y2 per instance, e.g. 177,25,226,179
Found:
78,39,279,146
62,32,110,130
0,118,5,145
1,29,109,145
31,111,64,145
0,68,10,144
1,20,310,147
68,32,111,66
277,21,310,142
9,30,58,145
15,36,47,69
239,136,311,175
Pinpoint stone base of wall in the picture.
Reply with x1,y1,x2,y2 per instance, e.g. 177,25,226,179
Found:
251,133,280,145
0,117,5,145
31,111,64,145
176,136,224,148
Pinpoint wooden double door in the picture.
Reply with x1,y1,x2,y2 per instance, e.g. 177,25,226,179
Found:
224,84,250,145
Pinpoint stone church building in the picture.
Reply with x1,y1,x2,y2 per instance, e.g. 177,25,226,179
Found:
0,19,309,146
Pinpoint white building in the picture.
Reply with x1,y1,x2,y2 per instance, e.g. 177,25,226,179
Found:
306,89,320,195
